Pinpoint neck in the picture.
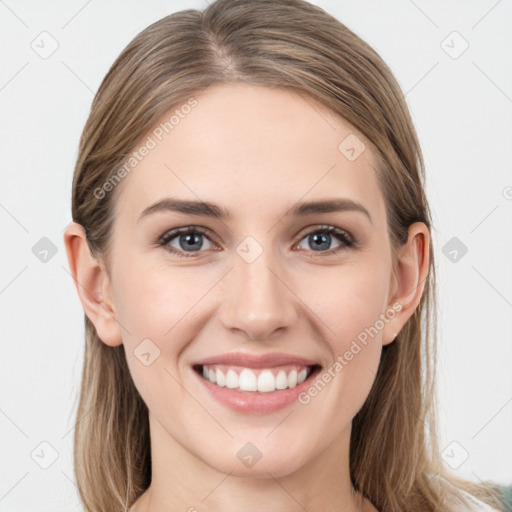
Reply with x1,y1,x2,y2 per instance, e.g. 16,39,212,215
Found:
130,412,375,512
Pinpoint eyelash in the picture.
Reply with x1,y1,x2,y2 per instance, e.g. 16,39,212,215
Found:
156,224,356,259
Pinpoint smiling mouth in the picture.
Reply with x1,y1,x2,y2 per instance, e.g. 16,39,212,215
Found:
193,364,322,393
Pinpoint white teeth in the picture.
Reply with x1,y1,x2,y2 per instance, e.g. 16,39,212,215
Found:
239,368,257,391
275,370,288,389
225,369,238,389
216,367,226,387
200,365,314,392
257,370,275,393
288,369,297,388
297,369,308,384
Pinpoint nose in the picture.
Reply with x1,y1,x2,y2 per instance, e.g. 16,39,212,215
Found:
219,247,299,341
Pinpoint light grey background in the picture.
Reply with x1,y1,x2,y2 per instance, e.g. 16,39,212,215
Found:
0,1,511,510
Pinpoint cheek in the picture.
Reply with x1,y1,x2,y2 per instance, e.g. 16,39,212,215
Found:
304,261,390,351
295,263,387,415
112,256,212,345
110,257,222,404
110,260,201,416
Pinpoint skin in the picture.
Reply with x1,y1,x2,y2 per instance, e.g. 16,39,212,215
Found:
64,84,429,512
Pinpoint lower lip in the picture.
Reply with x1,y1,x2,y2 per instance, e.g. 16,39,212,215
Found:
193,366,320,415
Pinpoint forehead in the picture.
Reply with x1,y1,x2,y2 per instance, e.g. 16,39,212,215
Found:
113,83,386,227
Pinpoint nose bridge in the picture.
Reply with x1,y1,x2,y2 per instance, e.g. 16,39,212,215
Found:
221,239,297,339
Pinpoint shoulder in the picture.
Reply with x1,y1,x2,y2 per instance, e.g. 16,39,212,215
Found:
430,474,502,512
452,488,501,512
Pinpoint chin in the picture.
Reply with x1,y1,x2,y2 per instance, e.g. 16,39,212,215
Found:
200,441,313,479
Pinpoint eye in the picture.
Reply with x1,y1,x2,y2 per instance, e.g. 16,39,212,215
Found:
158,226,217,257
157,224,356,258
295,225,354,254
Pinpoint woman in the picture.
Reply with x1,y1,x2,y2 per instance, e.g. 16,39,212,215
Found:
63,0,504,510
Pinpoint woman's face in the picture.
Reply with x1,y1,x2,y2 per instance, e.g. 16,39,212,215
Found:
100,84,406,477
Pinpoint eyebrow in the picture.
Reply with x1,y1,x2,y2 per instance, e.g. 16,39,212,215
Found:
138,197,372,223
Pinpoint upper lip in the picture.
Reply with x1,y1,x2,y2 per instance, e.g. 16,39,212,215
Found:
195,351,319,369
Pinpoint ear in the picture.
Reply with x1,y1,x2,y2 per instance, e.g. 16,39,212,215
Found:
63,222,123,347
382,221,430,346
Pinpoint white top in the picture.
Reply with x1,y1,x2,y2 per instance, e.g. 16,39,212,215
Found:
429,474,501,512
451,487,500,511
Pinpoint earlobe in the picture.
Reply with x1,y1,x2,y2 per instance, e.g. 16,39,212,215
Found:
382,222,430,346
63,222,123,347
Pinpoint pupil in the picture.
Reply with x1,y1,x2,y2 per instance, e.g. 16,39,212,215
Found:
180,233,202,251
310,233,330,251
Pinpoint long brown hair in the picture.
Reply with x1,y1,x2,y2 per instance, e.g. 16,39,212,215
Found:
69,1,503,510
